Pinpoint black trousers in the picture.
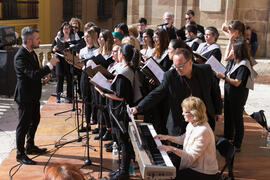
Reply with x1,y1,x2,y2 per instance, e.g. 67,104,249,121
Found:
224,98,244,148
115,125,134,174
16,102,40,155
80,72,92,124
55,60,72,99
208,115,215,132
111,105,134,174
175,168,217,180
56,74,72,98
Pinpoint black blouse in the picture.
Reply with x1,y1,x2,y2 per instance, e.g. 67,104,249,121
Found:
110,74,134,106
224,60,250,105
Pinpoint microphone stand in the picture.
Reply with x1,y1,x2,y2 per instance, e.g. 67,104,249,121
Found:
54,48,82,147
90,86,113,180
109,107,126,170
81,60,95,166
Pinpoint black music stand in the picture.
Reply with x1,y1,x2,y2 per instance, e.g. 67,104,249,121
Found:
54,46,82,146
81,102,112,180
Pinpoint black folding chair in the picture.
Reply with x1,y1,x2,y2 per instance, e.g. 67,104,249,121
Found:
216,138,235,180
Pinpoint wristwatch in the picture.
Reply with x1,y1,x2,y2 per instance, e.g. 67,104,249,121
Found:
222,74,227,80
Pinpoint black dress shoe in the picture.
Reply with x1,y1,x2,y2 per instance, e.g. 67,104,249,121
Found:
16,154,36,165
106,145,113,152
94,134,102,140
92,128,99,134
108,169,119,177
26,146,47,155
79,126,91,132
105,141,114,148
79,127,87,132
109,171,129,180
102,131,112,141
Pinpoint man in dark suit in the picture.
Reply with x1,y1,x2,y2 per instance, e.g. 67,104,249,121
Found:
131,48,222,136
14,27,59,165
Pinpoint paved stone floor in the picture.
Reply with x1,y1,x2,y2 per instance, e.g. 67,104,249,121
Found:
0,82,56,164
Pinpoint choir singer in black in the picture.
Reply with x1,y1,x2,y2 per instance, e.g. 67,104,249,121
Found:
14,27,59,165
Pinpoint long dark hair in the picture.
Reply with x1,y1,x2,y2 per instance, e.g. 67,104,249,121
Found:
152,28,169,59
59,22,73,38
98,29,113,55
233,38,251,64
120,43,140,70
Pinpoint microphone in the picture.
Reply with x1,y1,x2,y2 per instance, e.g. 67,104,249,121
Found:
78,55,95,63
157,23,168,27
54,52,64,58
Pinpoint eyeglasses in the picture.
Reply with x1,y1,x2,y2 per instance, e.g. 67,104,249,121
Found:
182,111,191,114
185,17,191,21
172,60,190,69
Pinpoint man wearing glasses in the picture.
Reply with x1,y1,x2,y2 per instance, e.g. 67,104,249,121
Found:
177,10,205,41
131,48,222,136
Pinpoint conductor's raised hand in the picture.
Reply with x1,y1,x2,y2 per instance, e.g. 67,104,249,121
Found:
50,54,60,66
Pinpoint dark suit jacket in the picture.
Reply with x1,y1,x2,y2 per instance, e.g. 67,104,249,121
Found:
14,46,51,103
136,64,222,136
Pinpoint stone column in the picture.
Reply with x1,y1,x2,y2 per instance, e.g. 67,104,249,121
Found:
174,0,184,28
266,7,270,57
127,0,139,24
224,0,236,23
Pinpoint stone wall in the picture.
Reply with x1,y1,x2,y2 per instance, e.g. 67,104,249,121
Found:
237,0,270,57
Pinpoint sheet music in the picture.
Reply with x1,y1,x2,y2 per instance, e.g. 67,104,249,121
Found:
145,58,164,83
205,55,226,74
86,60,97,69
91,72,112,92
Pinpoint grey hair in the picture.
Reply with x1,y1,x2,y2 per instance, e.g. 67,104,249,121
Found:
21,27,39,44
163,12,174,19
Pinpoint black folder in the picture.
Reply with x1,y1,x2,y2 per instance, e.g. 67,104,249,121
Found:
85,65,115,79
193,53,208,64
140,57,165,86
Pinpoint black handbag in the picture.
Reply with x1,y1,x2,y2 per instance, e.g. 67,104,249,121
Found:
250,110,268,131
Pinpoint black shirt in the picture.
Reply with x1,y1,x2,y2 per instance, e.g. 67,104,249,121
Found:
225,60,250,106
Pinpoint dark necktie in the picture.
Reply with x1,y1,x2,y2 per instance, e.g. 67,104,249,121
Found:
31,51,40,67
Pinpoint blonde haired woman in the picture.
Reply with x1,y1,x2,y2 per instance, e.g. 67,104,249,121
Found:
155,96,218,180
